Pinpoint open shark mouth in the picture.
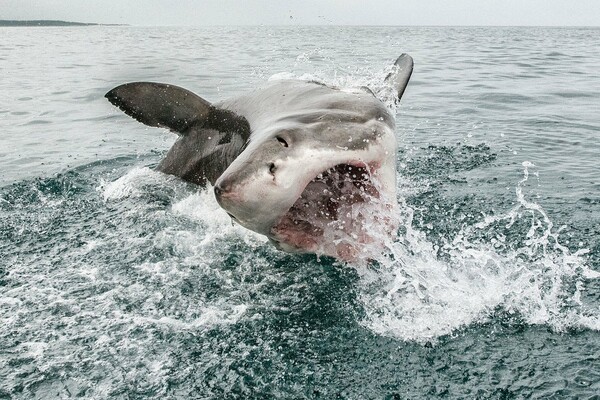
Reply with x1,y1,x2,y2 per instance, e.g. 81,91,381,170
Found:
271,163,394,261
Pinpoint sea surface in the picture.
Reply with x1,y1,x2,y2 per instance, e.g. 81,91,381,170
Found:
1,26,599,399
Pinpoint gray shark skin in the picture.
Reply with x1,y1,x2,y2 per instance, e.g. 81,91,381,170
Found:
105,54,413,261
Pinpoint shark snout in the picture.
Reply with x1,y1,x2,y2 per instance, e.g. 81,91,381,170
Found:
213,183,225,198
213,178,236,200
214,185,244,223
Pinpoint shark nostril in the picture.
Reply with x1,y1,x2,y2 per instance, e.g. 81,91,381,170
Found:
269,163,277,175
214,184,224,197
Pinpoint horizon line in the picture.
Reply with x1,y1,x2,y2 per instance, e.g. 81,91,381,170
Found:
2,19,599,28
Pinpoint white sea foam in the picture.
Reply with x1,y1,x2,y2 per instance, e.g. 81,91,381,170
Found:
356,162,599,342
98,166,163,201
121,304,248,330
171,188,267,248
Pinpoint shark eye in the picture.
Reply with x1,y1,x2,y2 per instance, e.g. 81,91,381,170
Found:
276,136,289,147
269,163,277,175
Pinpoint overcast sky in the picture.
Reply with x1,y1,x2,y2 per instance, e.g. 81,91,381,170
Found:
1,0,599,26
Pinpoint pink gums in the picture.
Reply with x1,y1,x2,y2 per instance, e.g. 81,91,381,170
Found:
271,162,393,261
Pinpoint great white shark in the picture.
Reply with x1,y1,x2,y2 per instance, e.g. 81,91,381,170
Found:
105,54,413,261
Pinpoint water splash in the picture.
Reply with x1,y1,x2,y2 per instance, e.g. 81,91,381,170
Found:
357,161,599,342
98,166,173,201
268,56,402,113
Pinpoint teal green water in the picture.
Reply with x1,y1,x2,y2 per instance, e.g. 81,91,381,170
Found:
1,26,599,398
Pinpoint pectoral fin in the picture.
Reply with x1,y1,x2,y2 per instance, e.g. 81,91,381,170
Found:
105,81,251,186
105,82,212,134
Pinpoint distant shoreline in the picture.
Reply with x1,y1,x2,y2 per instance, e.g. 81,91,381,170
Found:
0,20,597,28
0,20,125,27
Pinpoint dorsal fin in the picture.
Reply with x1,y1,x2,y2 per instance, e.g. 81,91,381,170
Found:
105,82,212,134
384,54,414,101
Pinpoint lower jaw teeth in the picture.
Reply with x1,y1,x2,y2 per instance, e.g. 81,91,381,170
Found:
272,163,382,252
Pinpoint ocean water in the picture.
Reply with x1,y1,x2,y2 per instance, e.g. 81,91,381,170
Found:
1,25,599,398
